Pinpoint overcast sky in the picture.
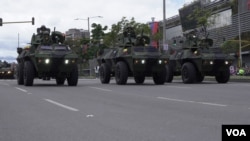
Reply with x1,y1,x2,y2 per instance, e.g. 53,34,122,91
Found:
0,0,193,61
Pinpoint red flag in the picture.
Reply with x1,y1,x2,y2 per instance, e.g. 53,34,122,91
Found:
248,0,250,10
150,22,159,48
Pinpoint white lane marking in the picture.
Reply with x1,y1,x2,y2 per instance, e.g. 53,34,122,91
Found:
86,115,94,118
198,102,227,107
157,97,195,103
157,97,227,107
15,87,27,93
89,87,112,92
44,99,79,112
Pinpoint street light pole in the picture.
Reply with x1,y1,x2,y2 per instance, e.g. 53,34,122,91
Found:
75,16,102,39
237,0,242,68
163,0,166,51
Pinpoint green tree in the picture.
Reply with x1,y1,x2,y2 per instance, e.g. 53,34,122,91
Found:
85,23,108,59
91,23,108,44
188,6,216,38
103,17,151,47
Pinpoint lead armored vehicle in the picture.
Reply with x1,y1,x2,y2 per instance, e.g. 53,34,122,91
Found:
165,31,234,84
97,27,167,85
16,25,78,86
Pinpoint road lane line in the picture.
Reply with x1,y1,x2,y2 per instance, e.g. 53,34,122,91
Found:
157,97,195,103
157,97,227,107
89,87,112,92
15,87,27,93
44,99,79,112
198,102,227,107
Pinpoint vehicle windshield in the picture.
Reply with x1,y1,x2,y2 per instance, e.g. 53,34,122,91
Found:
54,45,69,51
133,46,159,53
39,46,53,50
39,45,70,51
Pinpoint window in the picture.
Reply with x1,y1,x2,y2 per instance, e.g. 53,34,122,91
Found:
54,46,68,51
39,46,53,50
208,9,232,30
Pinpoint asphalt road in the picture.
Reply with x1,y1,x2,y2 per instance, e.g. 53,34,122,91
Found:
0,78,249,141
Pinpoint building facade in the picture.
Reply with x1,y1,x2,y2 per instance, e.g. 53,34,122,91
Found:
65,28,90,40
163,0,250,67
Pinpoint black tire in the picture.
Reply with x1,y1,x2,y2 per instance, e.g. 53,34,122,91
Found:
134,73,145,84
67,64,78,86
215,68,230,83
99,63,111,84
165,64,174,83
115,62,128,85
23,61,35,86
56,77,65,85
153,68,166,85
17,63,24,85
181,62,196,84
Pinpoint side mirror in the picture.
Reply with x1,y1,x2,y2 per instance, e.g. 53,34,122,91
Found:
17,47,23,54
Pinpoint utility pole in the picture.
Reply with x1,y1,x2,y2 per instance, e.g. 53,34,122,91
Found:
163,0,166,51
237,0,242,68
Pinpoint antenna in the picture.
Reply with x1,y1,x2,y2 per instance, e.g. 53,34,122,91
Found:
18,33,20,48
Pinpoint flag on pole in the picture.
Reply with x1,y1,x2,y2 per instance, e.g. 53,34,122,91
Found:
248,0,250,10
150,22,159,48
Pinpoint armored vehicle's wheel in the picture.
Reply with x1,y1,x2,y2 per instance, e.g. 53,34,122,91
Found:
23,61,35,86
67,64,78,86
153,68,166,85
56,77,65,85
215,68,230,83
99,63,111,84
17,63,24,85
181,62,196,84
115,61,128,85
134,73,145,84
165,64,174,83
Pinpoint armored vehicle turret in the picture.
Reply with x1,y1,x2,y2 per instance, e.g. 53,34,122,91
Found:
97,27,167,85
165,31,234,84
16,25,78,86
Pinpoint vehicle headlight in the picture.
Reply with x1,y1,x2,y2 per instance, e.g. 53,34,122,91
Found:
225,61,229,65
65,59,69,64
141,59,145,64
158,60,162,64
45,59,50,64
209,61,213,65
134,60,138,64
193,50,199,55
7,71,11,74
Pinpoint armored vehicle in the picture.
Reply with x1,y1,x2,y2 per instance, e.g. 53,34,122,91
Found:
97,27,167,85
165,32,234,84
16,25,78,86
0,61,15,79
0,67,15,79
